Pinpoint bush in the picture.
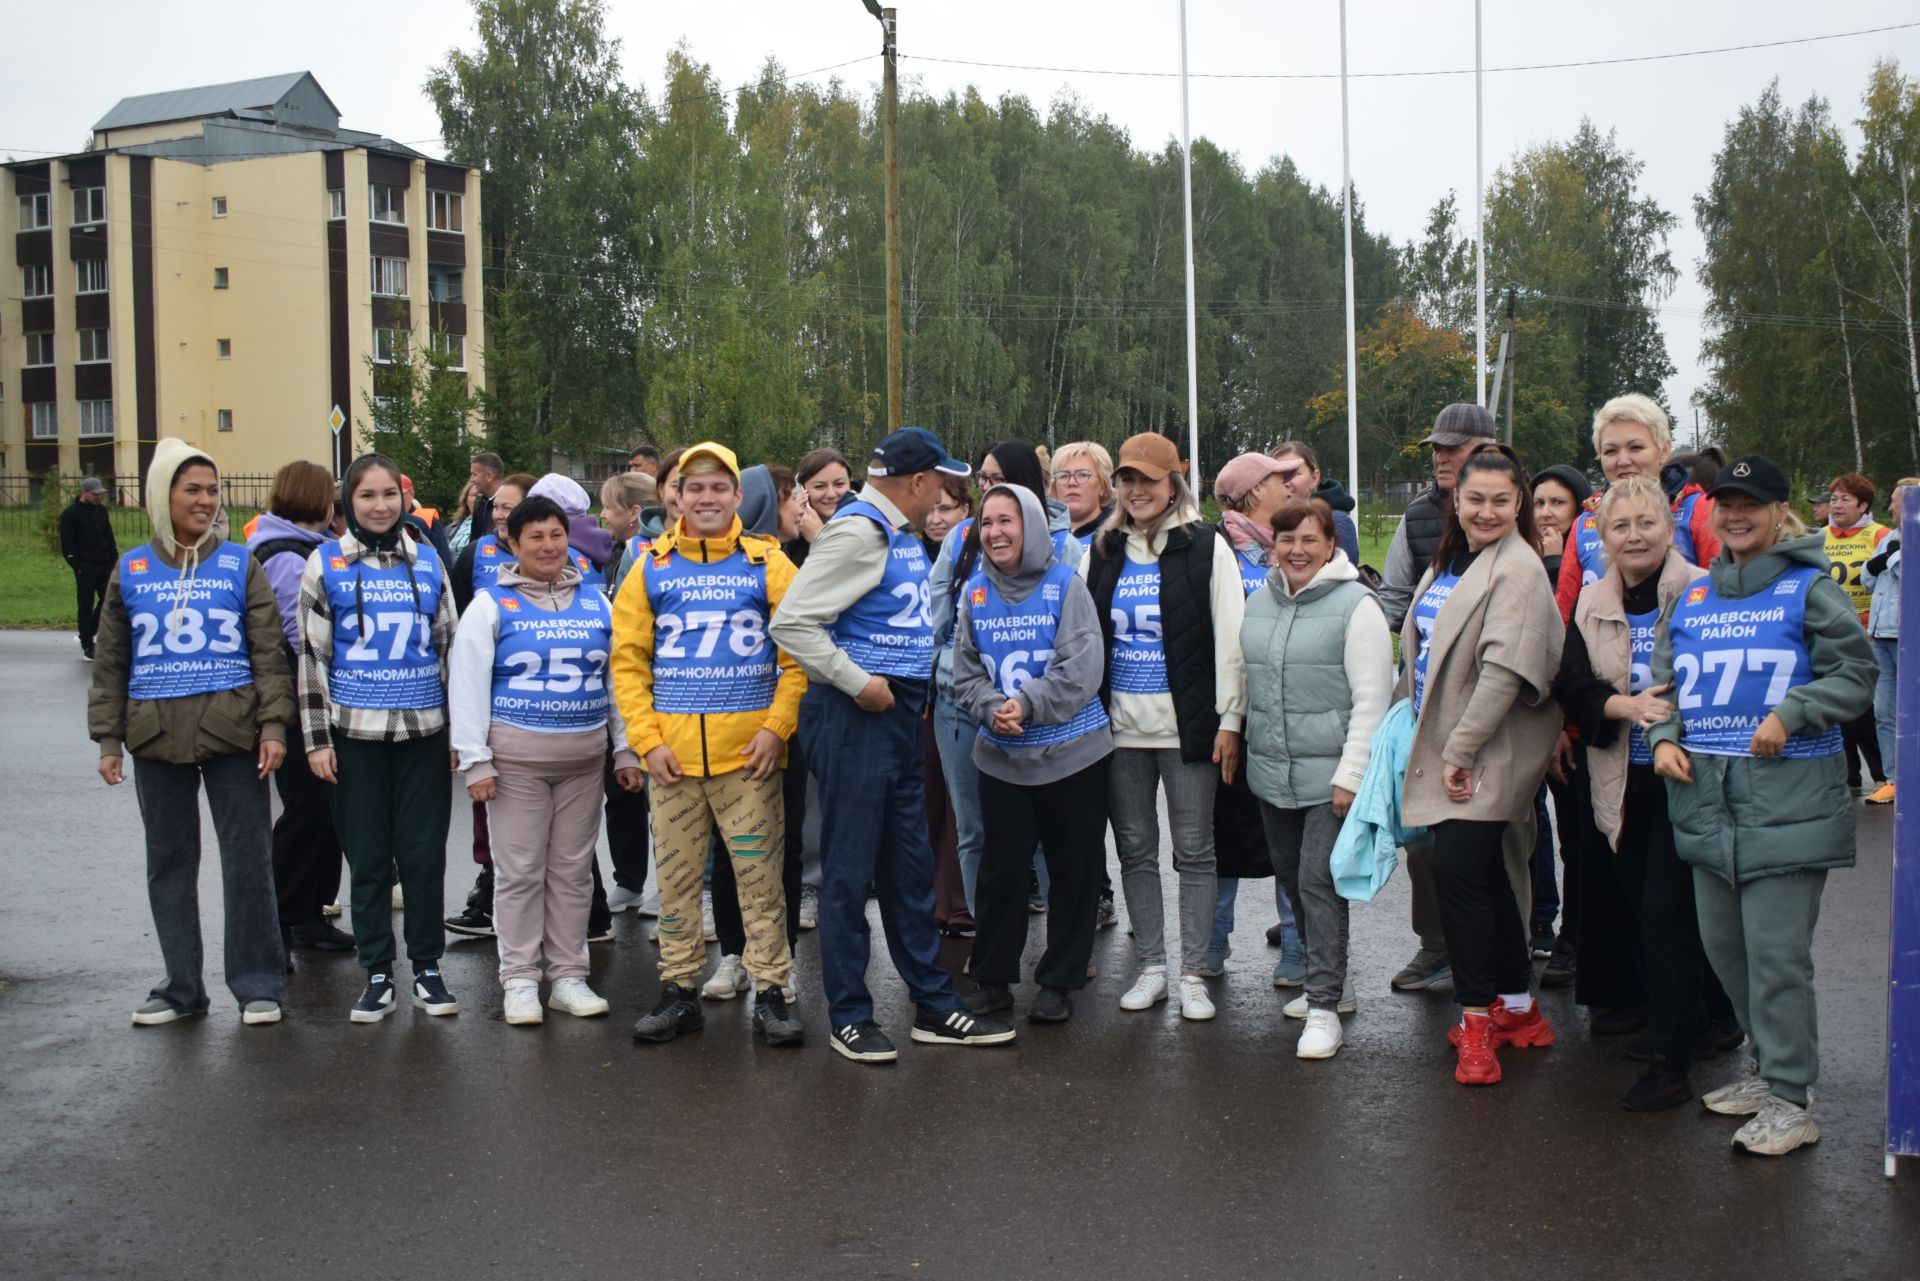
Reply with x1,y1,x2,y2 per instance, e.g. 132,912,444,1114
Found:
41,467,66,556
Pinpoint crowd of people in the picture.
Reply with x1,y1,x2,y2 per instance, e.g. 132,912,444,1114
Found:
78,395,1909,1160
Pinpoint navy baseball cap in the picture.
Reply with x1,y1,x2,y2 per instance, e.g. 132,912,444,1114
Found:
868,427,971,479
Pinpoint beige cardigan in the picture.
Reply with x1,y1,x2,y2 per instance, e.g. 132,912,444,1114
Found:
1396,529,1564,826
1573,552,1706,851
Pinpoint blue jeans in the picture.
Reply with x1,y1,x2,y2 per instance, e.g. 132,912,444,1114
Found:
1874,637,1899,772
932,694,988,914
800,685,961,1026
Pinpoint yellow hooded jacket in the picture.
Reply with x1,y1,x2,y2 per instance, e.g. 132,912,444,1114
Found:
610,516,806,776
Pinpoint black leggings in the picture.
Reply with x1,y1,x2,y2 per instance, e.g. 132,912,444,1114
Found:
970,757,1111,991
1430,818,1532,1008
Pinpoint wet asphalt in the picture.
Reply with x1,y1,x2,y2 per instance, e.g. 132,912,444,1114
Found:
3,628,1918,1280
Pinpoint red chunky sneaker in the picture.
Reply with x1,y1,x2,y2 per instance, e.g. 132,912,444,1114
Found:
1448,997,1556,1049
1454,1011,1502,1086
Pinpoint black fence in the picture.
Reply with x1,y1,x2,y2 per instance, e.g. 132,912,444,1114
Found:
0,473,275,540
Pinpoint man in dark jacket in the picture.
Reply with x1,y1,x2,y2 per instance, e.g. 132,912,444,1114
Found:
1376,403,1495,631
59,476,117,658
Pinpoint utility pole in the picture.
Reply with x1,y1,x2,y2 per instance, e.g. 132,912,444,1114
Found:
1177,0,1201,473
881,7,903,432
1502,287,1516,444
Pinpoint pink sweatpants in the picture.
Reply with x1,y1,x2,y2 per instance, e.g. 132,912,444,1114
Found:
486,727,606,984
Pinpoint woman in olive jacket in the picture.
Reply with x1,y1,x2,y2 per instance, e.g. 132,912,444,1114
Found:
89,438,296,1027
1649,455,1875,1158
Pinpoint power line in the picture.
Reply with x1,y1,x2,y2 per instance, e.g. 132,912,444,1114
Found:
904,20,1920,82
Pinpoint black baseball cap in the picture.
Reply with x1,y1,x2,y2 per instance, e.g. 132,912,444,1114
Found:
868,427,971,479
1421,402,1497,448
1709,454,1790,505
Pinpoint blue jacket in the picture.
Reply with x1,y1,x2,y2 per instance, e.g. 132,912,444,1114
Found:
1329,697,1425,901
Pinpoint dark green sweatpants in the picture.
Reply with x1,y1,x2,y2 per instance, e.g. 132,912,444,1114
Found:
328,731,454,972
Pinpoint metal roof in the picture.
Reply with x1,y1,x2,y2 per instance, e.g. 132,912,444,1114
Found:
93,73,336,132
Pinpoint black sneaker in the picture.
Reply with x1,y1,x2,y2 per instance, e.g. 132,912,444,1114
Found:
631,983,704,1043
1529,924,1556,958
1096,892,1119,930
586,924,616,944
464,868,494,911
81,646,95,661
1621,1062,1694,1112
1265,921,1288,947
1541,936,1576,988
443,905,495,938
831,1020,898,1063
289,920,356,952
350,972,396,1024
753,989,804,1047
910,1008,1016,1047
1029,987,1072,1023
963,982,1013,1015
412,967,459,1016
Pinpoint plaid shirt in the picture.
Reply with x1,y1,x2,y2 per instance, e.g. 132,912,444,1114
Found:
297,529,460,752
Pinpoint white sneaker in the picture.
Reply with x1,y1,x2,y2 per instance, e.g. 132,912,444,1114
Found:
1732,1095,1820,1156
548,977,610,1017
1283,979,1357,1019
1119,967,1169,1011
1702,1074,1774,1116
1297,1008,1343,1059
1177,976,1215,1021
701,954,750,1000
321,901,343,919
503,980,543,1026
637,886,662,918
798,884,820,931
391,884,404,911
607,883,646,914
701,891,718,942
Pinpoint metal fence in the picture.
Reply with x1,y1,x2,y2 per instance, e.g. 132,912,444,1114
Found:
0,472,275,540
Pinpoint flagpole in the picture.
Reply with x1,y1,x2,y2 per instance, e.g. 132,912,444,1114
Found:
1474,0,1487,405
1179,0,1201,472
1340,0,1360,501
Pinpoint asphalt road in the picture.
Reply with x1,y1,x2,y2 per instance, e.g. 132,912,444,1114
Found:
4,628,1917,1280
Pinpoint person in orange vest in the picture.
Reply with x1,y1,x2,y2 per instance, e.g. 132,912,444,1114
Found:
402,475,441,528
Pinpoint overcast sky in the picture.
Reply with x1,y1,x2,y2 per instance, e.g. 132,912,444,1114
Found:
7,0,1919,444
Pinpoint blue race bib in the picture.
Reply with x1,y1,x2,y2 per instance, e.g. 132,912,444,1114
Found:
489,586,614,732
319,540,445,710
1235,546,1267,597
1626,606,1658,766
967,563,1109,749
643,547,778,714
1107,557,1166,695
119,543,253,700
1572,511,1606,586
826,500,935,681
1665,566,1841,759
1411,569,1462,717
471,535,508,595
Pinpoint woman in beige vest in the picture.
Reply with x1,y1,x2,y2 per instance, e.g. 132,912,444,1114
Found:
1554,478,1739,1113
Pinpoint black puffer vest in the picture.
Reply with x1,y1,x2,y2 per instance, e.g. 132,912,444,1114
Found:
1403,487,1449,572
1088,521,1220,764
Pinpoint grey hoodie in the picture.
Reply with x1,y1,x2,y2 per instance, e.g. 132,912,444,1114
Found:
951,485,1113,786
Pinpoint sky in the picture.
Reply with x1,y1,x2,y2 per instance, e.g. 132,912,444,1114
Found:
6,0,1920,446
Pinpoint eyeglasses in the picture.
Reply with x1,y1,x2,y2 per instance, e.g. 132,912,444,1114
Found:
976,472,1007,488
1055,469,1097,485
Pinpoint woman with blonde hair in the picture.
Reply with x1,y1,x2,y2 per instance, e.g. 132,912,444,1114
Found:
1051,441,1116,546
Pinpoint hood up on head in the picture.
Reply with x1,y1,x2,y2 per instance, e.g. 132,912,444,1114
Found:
738,465,780,537
979,483,1056,603
144,437,224,561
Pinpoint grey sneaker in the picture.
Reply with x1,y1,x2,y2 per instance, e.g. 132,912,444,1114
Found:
131,999,201,1026
1390,948,1452,992
798,885,820,931
241,1000,282,1025
1702,1074,1774,1116
1732,1095,1820,1156
752,989,804,1047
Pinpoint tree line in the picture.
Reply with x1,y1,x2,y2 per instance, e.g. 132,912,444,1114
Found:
368,0,1917,507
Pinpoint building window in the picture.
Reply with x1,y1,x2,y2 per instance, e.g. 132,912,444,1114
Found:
25,333,54,368
369,183,404,224
17,192,49,230
77,400,113,438
72,186,105,225
77,328,111,364
428,190,464,233
432,331,466,370
76,258,108,294
217,338,232,360
427,265,463,303
217,409,234,433
23,264,52,298
29,402,56,440
371,256,408,297
213,267,230,290
373,328,406,364
328,188,346,220
211,196,228,218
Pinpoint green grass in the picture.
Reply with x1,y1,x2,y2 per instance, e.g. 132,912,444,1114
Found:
0,509,258,629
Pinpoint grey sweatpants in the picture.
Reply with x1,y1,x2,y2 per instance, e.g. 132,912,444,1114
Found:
1261,801,1347,1010
1693,867,1826,1106
1109,747,1217,974
133,753,286,1013
1406,805,1536,955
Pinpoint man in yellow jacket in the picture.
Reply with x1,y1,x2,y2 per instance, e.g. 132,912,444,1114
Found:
610,442,807,1046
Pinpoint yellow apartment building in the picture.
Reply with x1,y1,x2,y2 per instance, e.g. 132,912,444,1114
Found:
2,72,485,502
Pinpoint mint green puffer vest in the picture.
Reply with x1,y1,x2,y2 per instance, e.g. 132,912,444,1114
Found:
1241,575,1368,809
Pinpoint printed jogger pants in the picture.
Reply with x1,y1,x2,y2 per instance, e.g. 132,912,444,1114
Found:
651,767,792,990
